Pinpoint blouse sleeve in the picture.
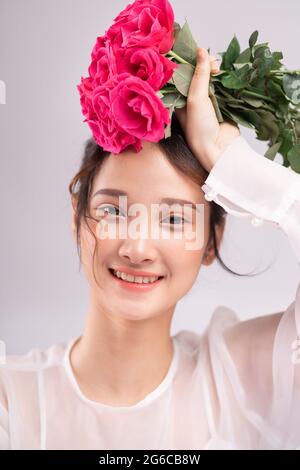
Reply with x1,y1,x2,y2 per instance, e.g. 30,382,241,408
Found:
200,135,300,449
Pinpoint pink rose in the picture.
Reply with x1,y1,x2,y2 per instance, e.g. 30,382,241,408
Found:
106,0,175,54
91,80,143,153
110,73,170,142
91,35,106,60
114,46,178,90
77,76,96,120
79,73,171,152
88,37,117,86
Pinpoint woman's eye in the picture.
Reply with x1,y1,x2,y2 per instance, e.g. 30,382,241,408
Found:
162,214,186,225
95,205,124,218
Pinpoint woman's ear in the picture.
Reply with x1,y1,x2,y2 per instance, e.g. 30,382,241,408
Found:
202,218,226,266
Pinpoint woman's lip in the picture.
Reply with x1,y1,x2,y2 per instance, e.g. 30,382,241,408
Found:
108,268,164,291
110,267,164,277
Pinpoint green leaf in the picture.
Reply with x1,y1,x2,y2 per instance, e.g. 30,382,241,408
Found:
219,107,254,128
254,45,272,60
272,51,283,61
164,122,172,139
235,47,251,64
253,42,269,54
241,96,264,108
166,76,175,85
278,128,294,158
221,35,241,70
249,30,259,49
161,92,186,109
256,110,280,142
252,47,274,78
221,64,250,89
216,87,245,102
282,74,300,104
174,22,181,34
172,21,198,66
240,109,263,127
264,141,281,160
233,62,252,70
272,51,283,70
249,73,269,92
184,30,300,171
163,93,187,139
242,88,276,103
267,80,287,100
287,143,300,173
172,63,195,96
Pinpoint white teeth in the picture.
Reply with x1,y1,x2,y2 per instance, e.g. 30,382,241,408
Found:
113,270,160,284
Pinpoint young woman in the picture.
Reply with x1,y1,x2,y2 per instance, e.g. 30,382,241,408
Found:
0,48,299,450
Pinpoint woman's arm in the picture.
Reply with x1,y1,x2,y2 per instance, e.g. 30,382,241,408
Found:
176,45,300,313
201,134,300,262
204,135,300,444
177,47,300,443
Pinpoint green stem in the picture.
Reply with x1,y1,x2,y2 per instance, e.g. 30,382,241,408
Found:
166,50,190,65
291,119,298,143
161,89,177,94
270,69,300,75
241,89,276,104
209,85,224,123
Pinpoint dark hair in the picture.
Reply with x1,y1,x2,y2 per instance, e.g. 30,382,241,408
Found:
68,114,272,281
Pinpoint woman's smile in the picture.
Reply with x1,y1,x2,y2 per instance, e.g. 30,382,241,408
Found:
108,267,165,292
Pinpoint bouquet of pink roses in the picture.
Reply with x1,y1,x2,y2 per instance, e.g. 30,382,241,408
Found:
78,0,178,154
78,0,300,172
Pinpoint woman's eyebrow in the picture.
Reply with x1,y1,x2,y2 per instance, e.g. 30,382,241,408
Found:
92,188,199,210
92,188,127,198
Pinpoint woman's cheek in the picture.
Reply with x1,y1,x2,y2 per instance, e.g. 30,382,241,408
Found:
161,238,203,291
79,226,100,285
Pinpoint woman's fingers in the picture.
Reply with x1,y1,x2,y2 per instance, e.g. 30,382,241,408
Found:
188,48,211,102
174,50,220,128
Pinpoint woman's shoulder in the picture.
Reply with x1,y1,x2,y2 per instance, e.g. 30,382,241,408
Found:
0,339,70,375
173,306,281,357
203,304,284,351
173,328,202,353
0,339,72,410
224,309,283,383
206,304,299,399
175,306,282,375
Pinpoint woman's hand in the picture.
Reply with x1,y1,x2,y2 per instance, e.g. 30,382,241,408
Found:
175,48,241,173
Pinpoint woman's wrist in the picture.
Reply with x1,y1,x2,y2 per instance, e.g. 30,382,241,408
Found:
193,143,224,173
209,133,242,171
192,127,241,174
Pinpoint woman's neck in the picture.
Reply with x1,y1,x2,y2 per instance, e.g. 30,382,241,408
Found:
69,298,175,406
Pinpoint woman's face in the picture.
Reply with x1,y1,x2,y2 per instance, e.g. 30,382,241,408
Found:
72,141,217,322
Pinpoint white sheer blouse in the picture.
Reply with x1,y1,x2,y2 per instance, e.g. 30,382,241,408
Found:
1,135,300,450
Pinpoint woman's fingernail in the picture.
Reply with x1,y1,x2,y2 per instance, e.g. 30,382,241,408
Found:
199,48,207,60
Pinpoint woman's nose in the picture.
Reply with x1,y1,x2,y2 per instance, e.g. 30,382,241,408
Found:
118,237,158,265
